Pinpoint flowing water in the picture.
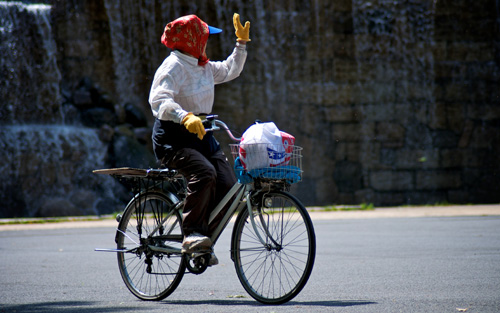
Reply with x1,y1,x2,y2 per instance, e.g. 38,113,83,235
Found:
0,2,121,217
1,1,498,216
0,2,62,124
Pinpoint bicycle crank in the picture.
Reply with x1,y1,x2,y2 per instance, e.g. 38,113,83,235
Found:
184,249,212,275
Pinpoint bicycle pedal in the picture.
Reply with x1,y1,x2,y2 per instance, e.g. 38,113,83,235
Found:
190,248,211,258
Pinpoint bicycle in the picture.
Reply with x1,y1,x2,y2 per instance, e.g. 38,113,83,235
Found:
94,116,316,304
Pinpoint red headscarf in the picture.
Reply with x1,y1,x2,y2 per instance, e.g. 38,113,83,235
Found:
161,15,210,66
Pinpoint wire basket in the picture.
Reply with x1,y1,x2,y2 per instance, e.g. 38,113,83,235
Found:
230,143,303,184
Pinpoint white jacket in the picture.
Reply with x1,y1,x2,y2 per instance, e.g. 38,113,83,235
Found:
149,43,247,123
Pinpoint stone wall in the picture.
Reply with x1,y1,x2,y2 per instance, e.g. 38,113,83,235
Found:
211,0,500,206
236,0,500,206
33,0,500,206
2,0,499,217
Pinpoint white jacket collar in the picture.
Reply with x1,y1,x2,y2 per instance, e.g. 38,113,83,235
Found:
172,50,198,66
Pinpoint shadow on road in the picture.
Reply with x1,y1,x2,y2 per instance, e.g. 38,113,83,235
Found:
160,299,377,307
0,301,147,313
0,299,376,312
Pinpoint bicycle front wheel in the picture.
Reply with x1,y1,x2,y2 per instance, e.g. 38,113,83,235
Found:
116,191,186,301
232,191,316,304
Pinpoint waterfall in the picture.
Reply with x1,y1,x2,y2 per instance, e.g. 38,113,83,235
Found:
352,0,436,107
352,0,436,149
1,0,496,213
0,2,123,218
0,125,115,217
0,1,62,124
103,0,158,110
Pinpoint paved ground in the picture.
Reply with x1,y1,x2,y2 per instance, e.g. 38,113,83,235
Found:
1,204,499,312
1,204,499,231
308,204,500,220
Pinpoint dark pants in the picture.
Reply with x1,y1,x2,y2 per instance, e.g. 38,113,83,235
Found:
165,147,236,237
153,118,236,236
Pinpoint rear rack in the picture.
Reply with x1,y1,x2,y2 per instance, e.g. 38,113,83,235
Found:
93,167,186,203
93,167,178,180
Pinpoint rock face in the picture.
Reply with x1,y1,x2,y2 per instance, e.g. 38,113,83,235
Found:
0,2,154,217
1,0,499,217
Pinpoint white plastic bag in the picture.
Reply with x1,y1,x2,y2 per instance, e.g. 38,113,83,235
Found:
239,122,295,170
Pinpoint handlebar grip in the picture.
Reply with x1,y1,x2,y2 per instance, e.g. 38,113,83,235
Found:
202,119,213,129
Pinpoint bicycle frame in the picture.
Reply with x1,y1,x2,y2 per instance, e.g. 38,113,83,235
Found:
205,116,277,248
97,117,284,255
208,182,247,243
94,116,314,304
207,180,278,249
97,172,276,257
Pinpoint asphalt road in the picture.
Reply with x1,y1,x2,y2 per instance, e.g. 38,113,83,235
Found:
1,211,499,313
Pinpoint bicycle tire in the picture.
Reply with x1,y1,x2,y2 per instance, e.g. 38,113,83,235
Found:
116,191,186,301
232,191,316,304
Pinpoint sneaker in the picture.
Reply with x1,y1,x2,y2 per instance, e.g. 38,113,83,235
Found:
182,232,212,253
208,252,219,267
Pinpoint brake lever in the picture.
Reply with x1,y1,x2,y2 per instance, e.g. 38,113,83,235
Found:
202,114,220,132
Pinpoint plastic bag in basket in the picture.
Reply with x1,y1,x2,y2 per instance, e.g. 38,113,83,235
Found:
239,122,295,170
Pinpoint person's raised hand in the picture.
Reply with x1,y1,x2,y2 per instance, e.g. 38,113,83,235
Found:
233,13,251,42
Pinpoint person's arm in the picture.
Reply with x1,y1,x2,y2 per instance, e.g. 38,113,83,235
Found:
210,42,248,84
149,65,189,123
210,13,250,84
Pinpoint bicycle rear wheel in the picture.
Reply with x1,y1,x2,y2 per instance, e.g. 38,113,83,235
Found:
116,191,186,301
232,191,316,304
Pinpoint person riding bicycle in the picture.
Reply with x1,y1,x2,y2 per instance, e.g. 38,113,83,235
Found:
149,13,251,264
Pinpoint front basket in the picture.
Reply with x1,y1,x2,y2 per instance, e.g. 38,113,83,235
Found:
229,144,303,184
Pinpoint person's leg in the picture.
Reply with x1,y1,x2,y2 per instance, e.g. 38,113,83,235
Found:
208,149,237,235
166,148,216,237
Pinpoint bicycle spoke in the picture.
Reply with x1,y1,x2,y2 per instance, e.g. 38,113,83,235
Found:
233,191,315,304
116,192,186,301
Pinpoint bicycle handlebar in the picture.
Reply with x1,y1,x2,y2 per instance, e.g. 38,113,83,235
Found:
202,115,241,142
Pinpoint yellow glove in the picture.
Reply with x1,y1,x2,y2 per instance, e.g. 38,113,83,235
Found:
181,113,206,140
233,13,251,42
